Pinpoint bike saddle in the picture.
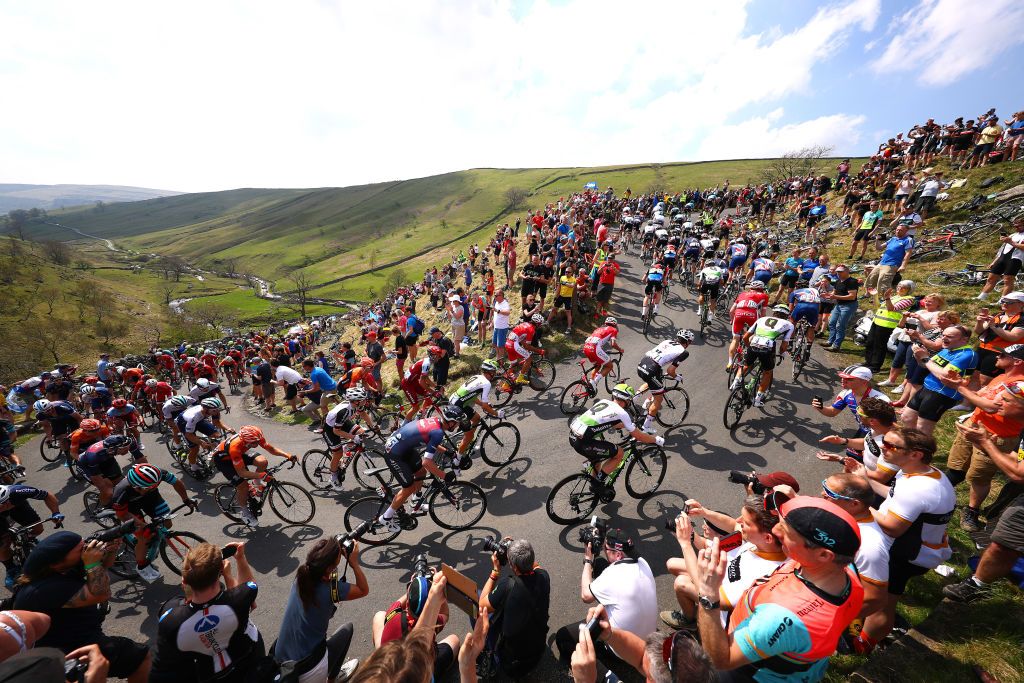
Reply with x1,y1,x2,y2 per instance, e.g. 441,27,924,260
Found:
965,263,984,270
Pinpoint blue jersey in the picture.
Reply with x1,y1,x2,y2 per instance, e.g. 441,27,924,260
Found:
384,418,445,461
922,345,977,400
783,257,802,277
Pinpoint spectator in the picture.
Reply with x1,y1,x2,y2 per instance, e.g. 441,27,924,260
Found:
880,292,946,389
594,254,621,319
447,295,466,356
364,331,385,386
864,281,916,373
491,290,511,361
536,256,556,308
864,224,914,300
977,220,1024,301
271,359,305,413
427,328,455,387
471,289,491,349
811,365,890,435
969,116,1004,169
521,294,542,322
520,254,544,304
901,324,977,436
13,531,151,683
824,264,860,350
0,610,50,663
819,396,900,498
891,308,961,409
371,571,460,678
893,171,915,210
889,204,923,237
972,292,1024,389
1005,111,1024,162
848,200,884,260
274,537,368,683
391,325,408,376
299,359,337,426
913,173,943,219
405,308,422,362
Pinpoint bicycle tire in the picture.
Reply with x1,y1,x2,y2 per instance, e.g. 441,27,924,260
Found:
655,387,690,428
528,359,556,392
301,448,332,490
925,272,952,287
215,483,244,523
39,438,61,463
137,408,154,430
107,542,138,579
642,311,651,335
792,347,806,381
546,473,600,524
624,446,667,499
492,378,514,408
559,380,593,416
161,530,206,576
268,481,316,525
723,387,748,429
373,412,403,440
478,422,521,467
82,490,117,528
910,247,956,264
343,496,399,545
68,459,90,485
603,359,622,394
353,448,396,490
428,481,487,530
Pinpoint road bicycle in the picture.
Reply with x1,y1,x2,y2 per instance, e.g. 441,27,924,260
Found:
99,503,205,578
434,413,522,468
924,263,1024,289
629,379,691,430
698,300,713,338
39,435,69,463
7,515,63,583
166,438,219,481
490,351,557,408
559,350,624,416
723,356,773,429
341,456,487,545
789,319,812,381
302,439,395,491
545,437,667,524
215,460,317,526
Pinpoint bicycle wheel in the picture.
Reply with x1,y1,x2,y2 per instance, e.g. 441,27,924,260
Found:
656,387,690,428
39,438,61,463
491,378,514,408
528,359,556,392
352,448,395,490
137,408,154,430
373,412,403,439
268,481,316,525
301,448,333,490
926,272,951,287
642,310,651,335
723,387,748,429
82,490,117,528
911,247,956,263
478,422,521,467
546,473,600,524
161,531,206,576
107,541,138,579
215,484,244,523
624,446,667,499
559,380,593,416
68,459,90,485
603,359,622,394
428,481,487,530
344,496,399,545
792,346,806,381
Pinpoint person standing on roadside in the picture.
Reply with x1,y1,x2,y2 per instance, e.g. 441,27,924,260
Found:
824,264,860,350
491,289,511,361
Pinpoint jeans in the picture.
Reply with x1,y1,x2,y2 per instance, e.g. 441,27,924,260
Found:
828,303,858,348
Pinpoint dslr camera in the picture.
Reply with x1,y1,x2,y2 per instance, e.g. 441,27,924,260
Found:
577,516,607,549
728,470,767,494
335,520,372,556
482,536,512,566
412,553,431,579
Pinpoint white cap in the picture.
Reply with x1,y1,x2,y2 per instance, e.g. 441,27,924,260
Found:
1000,292,1024,304
838,365,873,381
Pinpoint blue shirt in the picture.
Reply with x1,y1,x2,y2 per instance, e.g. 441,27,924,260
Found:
97,360,112,382
799,258,819,279
309,367,337,392
783,257,802,277
880,235,915,267
922,345,977,399
275,580,350,662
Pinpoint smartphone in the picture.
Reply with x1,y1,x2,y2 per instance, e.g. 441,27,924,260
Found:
221,545,238,559
585,615,604,641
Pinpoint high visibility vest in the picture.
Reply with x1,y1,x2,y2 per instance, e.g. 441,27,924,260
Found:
979,313,1022,352
873,296,913,329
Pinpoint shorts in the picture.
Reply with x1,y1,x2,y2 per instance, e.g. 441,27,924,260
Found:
664,258,677,272
305,390,323,405
434,641,455,676
216,451,257,486
684,249,699,261
702,249,716,261
284,383,299,401
569,435,616,463
744,346,776,372
99,634,151,680
405,333,420,345
3,502,41,529
990,252,1023,277
886,557,929,595
752,271,772,284
990,493,1024,554
728,256,747,271
384,452,421,488
584,345,610,365
595,284,613,303
401,380,428,404
975,347,1003,377
82,456,123,481
852,229,873,242
947,419,1016,483
644,280,664,295
492,328,509,347
554,296,572,309
637,357,665,393
907,387,959,422
780,273,799,288
972,142,995,158
731,313,757,336
698,282,721,298
790,304,819,326
50,420,75,438
915,195,936,213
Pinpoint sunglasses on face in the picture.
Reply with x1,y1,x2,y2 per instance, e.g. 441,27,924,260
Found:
880,439,907,452
821,479,860,502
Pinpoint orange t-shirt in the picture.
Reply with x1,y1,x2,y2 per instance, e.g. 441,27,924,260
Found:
972,373,1024,437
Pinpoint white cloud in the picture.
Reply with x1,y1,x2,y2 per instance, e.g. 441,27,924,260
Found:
0,0,881,191
870,0,1024,86
695,110,867,159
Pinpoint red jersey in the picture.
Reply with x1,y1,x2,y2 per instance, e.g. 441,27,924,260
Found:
733,291,768,318
219,357,238,368
145,382,174,402
122,368,143,385
597,261,620,285
584,325,618,351
193,364,216,379
155,353,175,369
508,322,536,345
200,353,218,368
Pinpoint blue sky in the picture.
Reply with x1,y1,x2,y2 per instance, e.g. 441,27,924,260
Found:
1,0,1022,192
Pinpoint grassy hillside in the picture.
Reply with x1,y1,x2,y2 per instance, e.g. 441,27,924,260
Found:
0,183,181,212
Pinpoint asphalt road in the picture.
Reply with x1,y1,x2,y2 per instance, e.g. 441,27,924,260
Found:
20,245,860,680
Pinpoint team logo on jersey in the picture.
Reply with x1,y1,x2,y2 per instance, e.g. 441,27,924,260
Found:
194,614,221,633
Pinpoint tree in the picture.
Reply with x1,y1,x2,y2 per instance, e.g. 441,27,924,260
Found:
41,240,70,266
385,268,406,294
760,145,835,185
286,271,315,319
504,187,528,210
221,257,239,277
94,200,106,212
6,210,28,240
189,301,239,331
6,237,21,259
158,282,177,305
95,317,129,346
40,287,60,315
162,256,187,282
36,318,68,364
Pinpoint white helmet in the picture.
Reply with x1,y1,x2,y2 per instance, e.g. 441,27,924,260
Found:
115,366,126,375
196,378,211,389
33,399,51,412
145,379,158,388
345,387,368,402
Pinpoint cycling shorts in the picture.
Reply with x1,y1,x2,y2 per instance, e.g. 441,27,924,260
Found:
698,282,721,298
401,379,428,404
791,304,820,326
731,312,758,336
663,257,677,271
752,270,773,284
81,454,123,480
583,344,610,365
216,451,257,486
49,419,76,437
637,357,665,394
383,450,422,488
568,435,617,464
683,248,700,260
744,346,777,372
175,415,218,438
728,255,747,272
644,280,664,295
505,341,528,363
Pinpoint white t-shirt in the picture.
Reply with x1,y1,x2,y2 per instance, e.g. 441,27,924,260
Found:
879,467,956,568
997,231,1024,261
855,517,893,587
860,430,899,478
589,558,658,641
492,299,511,330
920,179,941,198
275,366,303,385
718,542,786,613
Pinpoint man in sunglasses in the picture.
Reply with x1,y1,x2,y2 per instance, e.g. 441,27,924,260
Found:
818,397,899,499
812,365,890,437
862,427,955,652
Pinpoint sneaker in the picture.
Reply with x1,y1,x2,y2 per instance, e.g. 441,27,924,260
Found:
891,385,905,395
877,379,893,387
753,392,765,407
960,508,985,532
336,659,359,682
377,516,401,533
240,508,259,528
330,478,345,492
942,577,990,603
660,609,697,630
136,564,162,583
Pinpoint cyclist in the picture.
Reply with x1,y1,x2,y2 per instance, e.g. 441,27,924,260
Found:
506,314,546,385
636,330,693,433
213,426,296,528
177,398,232,476
0,418,21,473
340,358,382,396
154,349,177,381
199,347,219,372
112,463,197,582
642,260,666,321
697,251,729,318
68,418,110,463
568,384,664,487
682,234,701,275
400,347,441,422
322,387,377,491
747,253,776,287
32,399,82,454
121,366,144,394
662,243,679,283
726,236,749,275
0,484,64,588
728,281,770,370
192,360,217,383
377,405,465,533
788,282,823,359
106,398,141,442
143,377,174,409
698,233,717,266
80,434,146,507
218,354,240,387
161,394,196,446
448,360,505,465
189,377,228,405
739,305,796,406
583,317,624,390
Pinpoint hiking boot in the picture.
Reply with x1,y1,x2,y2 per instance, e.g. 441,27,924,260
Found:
660,609,697,630
943,577,990,603
960,507,985,532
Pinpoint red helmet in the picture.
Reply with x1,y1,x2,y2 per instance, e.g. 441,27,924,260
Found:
238,426,264,446
360,357,374,368
112,398,128,409
80,419,102,432
427,345,443,357
84,376,99,385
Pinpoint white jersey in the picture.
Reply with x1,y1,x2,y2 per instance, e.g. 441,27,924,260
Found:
791,288,822,305
189,383,222,401
654,228,669,241
699,264,726,285
162,396,196,420
450,374,492,408
325,401,355,428
861,429,898,478
748,316,795,350
178,404,209,433
643,223,657,236
879,467,955,568
699,238,717,252
718,542,787,613
644,340,689,369
855,516,893,587
570,399,635,438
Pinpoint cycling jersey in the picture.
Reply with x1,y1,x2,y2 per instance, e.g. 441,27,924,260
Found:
402,358,433,384
69,426,111,454
162,396,196,420
177,405,211,434
831,388,890,431
189,384,222,401
384,418,445,461
663,247,677,262
699,238,717,253
880,467,955,568
643,340,689,370
698,264,726,285
789,288,821,305
584,326,618,352
727,242,748,259
506,322,537,346
569,400,635,440
122,369,143,385
748,316,795,351
111,468,176,518
645,265,665,283
214,434,265,470
325,401,356,430
449,375,492,410
200,353,218,367
145,382,174,403
733,291,768,318
750,257,775,277
106,404,139,422
79,440,129,479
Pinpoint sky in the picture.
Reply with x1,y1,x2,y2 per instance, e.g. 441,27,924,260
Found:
2,0,1023,193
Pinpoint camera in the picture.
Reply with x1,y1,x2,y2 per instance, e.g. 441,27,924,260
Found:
728,470,766,494
577,516,607,549
905,319,919,331
87,520,136,543
663,504,692,531
65,658,87,683
335,520,372,556
412,553,431,579
482,536,512,566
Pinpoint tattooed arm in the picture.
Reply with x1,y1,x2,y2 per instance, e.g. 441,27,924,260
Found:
63,541,112,607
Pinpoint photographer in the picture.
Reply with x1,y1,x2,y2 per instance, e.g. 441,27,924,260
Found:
275,537,368,683
555,527,656,667
477,538,550,678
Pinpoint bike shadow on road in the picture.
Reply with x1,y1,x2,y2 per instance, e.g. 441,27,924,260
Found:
354,527,504,584
471,458,550,517
109,578,185,641
219,522,322,577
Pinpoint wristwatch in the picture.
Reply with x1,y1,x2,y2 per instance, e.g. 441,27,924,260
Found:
698,594,720,610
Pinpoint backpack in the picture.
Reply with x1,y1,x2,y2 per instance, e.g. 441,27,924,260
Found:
410,316,426,336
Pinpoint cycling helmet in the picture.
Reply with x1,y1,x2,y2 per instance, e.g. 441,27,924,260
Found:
102,435,128,449
145,379,158,388
440,404,466,424
127,464,161,490
407,575,431,618
715,250,725,259
427,345,443,357
345,387,368,402
772,304,791,316
238,426,264,446
112,398,128,409
80,385,96,396
748,280,766,290
33,400,50,412
611,383,635,401
530,313,545,325
200,398,223,411
480,359,499,374
170,395,191,408
0,486,11,506
95,382,107,390
360,358,374,368
604,317,618,327
204,348,213,356
676,329,695,344
84,376,99,385
196,378,211,389
80,418,102,431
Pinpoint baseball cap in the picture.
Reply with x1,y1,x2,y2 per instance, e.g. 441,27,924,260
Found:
366,331,377,339
838,365,873,381
1001,344,1024,361
428,326,441,335
780,496,861,556
1000,292,1024,304
755,471,801,493
603,528,634,552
